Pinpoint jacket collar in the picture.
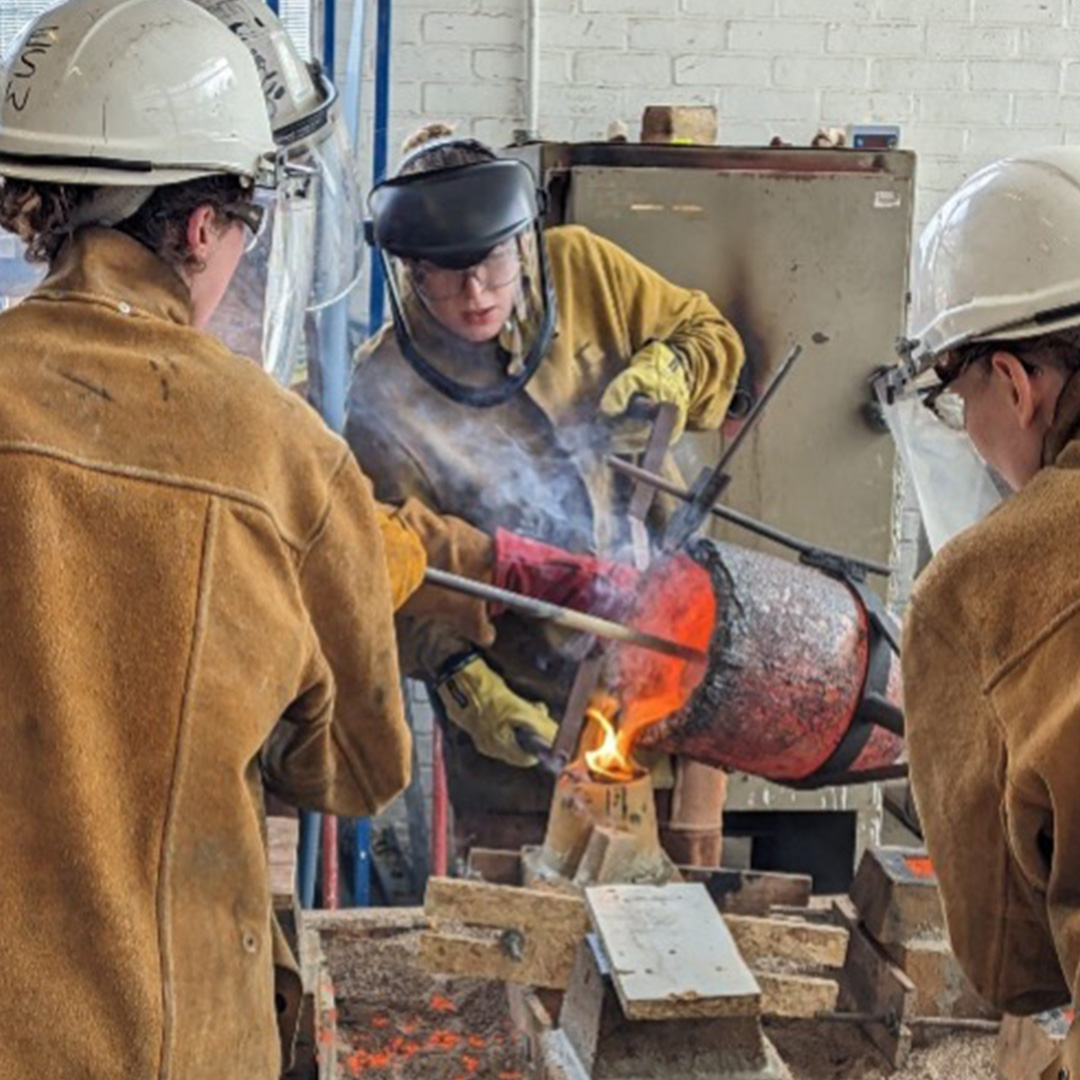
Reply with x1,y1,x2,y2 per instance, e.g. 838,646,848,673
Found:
1043,366,1080,466
33,226,193,327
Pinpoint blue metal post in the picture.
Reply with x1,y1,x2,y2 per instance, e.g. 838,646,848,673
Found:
352,818,372,906
298,809,321,909
367,0,392,334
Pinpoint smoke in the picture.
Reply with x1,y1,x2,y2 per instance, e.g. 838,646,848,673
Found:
348,365,643,561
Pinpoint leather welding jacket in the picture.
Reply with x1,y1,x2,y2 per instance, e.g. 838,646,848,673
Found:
903,374,1080,1069
0,228,416,1080
347,224,745,813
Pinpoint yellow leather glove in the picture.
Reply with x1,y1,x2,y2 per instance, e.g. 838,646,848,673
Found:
599,340,692,453
435,655,559,768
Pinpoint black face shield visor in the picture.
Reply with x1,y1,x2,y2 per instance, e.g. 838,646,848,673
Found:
365,159,556,408
368,158,543,269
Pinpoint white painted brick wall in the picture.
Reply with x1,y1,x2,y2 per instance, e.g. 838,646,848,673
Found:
356,0,1080,238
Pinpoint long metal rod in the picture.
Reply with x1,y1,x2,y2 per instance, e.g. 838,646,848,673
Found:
423,567,706,663
608,456,891,579
815,1012,1000,1034
662,343,804,552
717,344,803,474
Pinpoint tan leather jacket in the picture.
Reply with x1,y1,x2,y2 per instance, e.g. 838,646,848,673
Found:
0,228,410,1080
905,374,1080,1033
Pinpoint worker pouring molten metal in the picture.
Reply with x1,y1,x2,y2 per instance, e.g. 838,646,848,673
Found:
348,123,747,869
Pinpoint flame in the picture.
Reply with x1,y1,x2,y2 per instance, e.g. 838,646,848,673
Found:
582,702,644,782
575,553,717,782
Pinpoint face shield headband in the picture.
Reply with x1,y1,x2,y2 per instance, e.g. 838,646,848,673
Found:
366,159,557,407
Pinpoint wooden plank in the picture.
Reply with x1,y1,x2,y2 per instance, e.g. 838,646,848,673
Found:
466,847,523,886
890,937,999,1020
726,914,849,969
833,898,915,1068
756,972,839,1019
586,884,761,1021
996,1009,1072,1080
680,866,813,915
426,877,589,936
572,826,643,887
419,928,580,990
307,907,427,935
268,815,299,904
849,846,944,946
423,878,590,991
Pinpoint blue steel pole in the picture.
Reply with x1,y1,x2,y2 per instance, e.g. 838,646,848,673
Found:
342,0,372,906
367,0,392,334
298,0,345,910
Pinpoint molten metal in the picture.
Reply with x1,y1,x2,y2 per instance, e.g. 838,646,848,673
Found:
629,537,904,783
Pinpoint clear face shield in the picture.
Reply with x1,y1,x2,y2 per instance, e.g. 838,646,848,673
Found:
206,100,362,385
873,348,1006,552
381,224,553,404
368,159,556,408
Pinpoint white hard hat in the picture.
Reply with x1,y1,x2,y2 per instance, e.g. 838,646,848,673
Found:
189,0,330,147
0,0,277,187
910,147,1080,366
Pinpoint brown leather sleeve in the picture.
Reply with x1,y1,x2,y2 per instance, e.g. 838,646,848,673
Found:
587,230,746,432
262,452,411,817
904,602,1068,1013
394,496,497,652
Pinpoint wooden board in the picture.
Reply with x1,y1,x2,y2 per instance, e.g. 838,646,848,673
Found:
680,866,813,915
890,937,999,1021
422,877,590,991
466,847,523,886
586,883,761,1021
419,929,581,990
756,972,839,1019
996,1009,1072,1080
833,898,915,1068
849,846,944,946
268,815,299,905
426,876,588,935
726,914,848,969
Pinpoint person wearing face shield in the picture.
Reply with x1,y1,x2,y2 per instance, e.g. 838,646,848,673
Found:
0,2,418,1076
875,148,1080,1078
347,125,746,867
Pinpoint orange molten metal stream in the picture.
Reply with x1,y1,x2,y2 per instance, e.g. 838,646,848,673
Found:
578,554,717,783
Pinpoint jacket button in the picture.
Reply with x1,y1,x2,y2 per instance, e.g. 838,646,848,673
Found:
242,931,259,954
117,301,132,315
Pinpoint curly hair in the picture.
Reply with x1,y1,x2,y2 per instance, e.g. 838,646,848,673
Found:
0,181,93,263
0,175,251,269
398,122,496,176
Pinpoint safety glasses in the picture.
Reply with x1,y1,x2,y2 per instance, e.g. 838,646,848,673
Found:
412,242,522,301
223,198,269,253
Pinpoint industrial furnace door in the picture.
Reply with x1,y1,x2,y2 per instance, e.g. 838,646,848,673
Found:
562,155,914,579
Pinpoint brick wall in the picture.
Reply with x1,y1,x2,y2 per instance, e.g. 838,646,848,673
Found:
359,0,1080,229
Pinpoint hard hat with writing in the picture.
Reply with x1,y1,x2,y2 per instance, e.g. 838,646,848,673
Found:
0,0,276,188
